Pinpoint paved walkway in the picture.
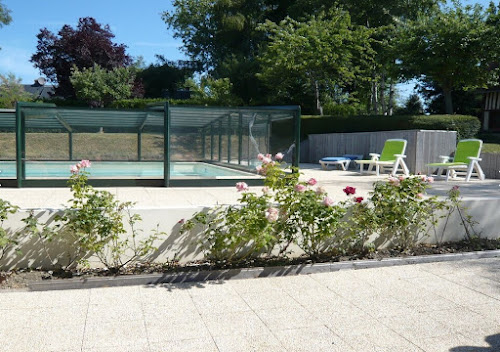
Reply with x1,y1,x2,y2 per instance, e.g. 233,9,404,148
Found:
1,258,499,352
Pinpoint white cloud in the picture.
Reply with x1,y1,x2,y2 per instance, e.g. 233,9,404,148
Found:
0,46,39,83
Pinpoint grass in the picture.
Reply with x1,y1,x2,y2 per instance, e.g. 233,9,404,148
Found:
0,132,266,162
482,143,500,154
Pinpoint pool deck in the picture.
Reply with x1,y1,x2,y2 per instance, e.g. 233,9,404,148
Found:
1,257,499,351
0,163,498,209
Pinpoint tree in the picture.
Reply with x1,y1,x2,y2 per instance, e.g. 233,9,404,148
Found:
0,0,11,28
0,73,33,108
70,64,136,107
138,56,199,98
0,0,12,50
257,10,374,115
31,17,132,98
397,4,494,114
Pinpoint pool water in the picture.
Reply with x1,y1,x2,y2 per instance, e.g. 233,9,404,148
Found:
0,161,254,178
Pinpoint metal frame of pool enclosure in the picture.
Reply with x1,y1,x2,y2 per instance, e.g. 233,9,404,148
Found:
3,102,300,187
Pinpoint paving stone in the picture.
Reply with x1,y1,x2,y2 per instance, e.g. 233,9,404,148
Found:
274,326,356,352
145,312,211,343
202,310,271,338
214,332,286,352
255,305,323,331
238,289,299,310
83,320,149,350
150,338,218,352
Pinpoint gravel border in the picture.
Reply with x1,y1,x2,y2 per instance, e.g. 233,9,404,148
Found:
24,249,500,291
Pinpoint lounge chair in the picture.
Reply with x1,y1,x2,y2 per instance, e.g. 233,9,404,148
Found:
426,139,485,182
355,139,409,176
319,154,363,171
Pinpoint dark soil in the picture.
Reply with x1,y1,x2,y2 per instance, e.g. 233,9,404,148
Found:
1,238,499,290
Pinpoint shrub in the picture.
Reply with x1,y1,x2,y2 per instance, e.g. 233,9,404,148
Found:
301,114,481,140
181,154,451,262
0,199,19,261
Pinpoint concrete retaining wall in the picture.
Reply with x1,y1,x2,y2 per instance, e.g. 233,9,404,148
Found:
0,199,498,270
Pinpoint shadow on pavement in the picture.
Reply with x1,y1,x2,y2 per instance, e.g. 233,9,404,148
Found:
449,333,500,352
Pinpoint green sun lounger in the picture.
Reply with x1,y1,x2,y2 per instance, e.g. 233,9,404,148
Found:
355,139,409,176
426,139,485,182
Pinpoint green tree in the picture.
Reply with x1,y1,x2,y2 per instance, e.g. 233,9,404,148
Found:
138,56,199,98
0,73,33,108
0,0,11,27
70,64,136,107
257,10,374,115
397,4,494,114
0,0,12,50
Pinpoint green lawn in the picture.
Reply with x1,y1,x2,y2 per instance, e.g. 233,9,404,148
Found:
482,143,500,154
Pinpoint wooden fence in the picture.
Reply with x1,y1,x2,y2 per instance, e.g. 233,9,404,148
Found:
304,130,458,175
481,153,500,179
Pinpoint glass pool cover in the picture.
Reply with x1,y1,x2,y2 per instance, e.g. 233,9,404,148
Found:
0,103,300,187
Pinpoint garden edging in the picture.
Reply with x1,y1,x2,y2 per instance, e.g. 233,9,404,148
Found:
25,249,500,292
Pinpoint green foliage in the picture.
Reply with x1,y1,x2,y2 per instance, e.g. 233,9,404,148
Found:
257,10,374,115
0,0,11,29
0,73,34,108
395,94,424,115
110,98,167,110
189,76,244,106
138,57,198,98
370,176,447,250
301,114,481,140
181,155,455,262
70,64,136,107
396,4,495,113
50,161,162,270
0,199,19,261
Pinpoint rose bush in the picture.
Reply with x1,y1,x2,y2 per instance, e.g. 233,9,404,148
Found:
181,154,454,261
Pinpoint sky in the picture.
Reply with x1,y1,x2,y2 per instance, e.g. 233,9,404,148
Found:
0,0,495,101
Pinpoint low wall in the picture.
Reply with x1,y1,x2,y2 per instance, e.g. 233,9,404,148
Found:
481,153,500,179
305,130,457,174
1,198,498,270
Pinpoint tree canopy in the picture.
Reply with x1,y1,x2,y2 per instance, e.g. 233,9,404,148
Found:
138,56,199,98
70,64,136,107
257,10,374,115
397,4,495,114
0,0,11,28
0,73,33,108
31,17,132,98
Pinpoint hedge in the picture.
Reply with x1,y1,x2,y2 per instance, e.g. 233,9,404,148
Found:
301,114,481,140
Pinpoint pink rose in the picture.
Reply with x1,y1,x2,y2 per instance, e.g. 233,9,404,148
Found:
416,193,424,199
388,176,400,185
70,165,79,174
307,178,317,186
265,153,272,159
266,207,279,222
275,152,284,161
257,153,264,161
316,186,326,195
398,175,406,181
426,176,434,183
262,157,272,164
295,184,306,193
323,196,334,207
343,186,356,195
80,159,91,168
236,182,249,192
354,197,364,203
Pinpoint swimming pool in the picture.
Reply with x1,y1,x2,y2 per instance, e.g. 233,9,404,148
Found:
0,161,256,178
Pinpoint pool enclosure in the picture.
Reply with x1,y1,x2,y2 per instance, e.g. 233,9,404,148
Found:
0,102,300,187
